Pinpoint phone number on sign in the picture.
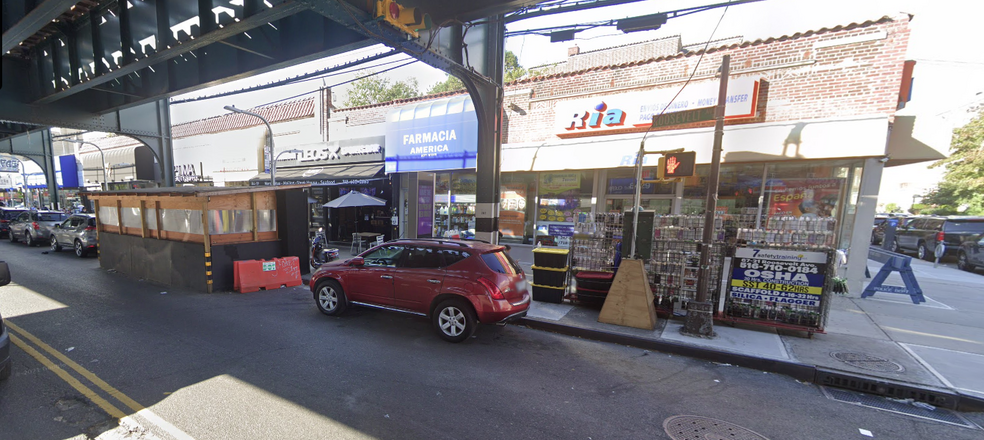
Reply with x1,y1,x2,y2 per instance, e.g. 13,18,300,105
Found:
737,259,820,274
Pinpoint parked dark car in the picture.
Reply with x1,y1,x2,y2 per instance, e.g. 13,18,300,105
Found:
892,216,984,261
49,214,98,257
309,238,530,342
871,214,906,245
957,234,984,273
7,210,68,246
0,207,27,239
1,261,12,380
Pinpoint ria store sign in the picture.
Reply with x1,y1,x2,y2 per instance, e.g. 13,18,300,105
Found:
554,76,760,136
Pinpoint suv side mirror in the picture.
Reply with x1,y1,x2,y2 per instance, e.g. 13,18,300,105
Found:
0,261,10,287
350,257,365,267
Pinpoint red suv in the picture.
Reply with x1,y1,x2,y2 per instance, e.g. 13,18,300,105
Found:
309,239,530,342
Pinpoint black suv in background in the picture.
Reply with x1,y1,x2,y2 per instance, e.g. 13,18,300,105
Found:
892,216,984,261
0,207,26,238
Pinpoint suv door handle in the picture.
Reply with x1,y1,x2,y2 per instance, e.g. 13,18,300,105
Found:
427,279,441,284
380,275,393,279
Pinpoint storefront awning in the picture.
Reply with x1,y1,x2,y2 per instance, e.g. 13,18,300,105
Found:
501,116,892,172
249,163,385,186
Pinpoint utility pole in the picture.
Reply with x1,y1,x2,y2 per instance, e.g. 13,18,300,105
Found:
683,54,730,338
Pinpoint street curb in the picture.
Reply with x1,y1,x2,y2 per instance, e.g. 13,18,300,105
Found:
517,317,817,382
517,317,984,412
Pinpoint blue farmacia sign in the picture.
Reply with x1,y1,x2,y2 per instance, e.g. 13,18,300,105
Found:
384,96,478,173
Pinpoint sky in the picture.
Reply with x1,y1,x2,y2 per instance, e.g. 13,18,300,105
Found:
171,0,984,124
164,0,984,208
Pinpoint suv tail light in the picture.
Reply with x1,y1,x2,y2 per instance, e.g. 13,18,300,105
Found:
85,226,96,231
31,222,40,230
478,277,505,300
935,231,944,243
0,219,7,224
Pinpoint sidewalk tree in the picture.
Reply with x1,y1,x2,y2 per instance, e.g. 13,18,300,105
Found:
920,109,984,215
426,51,526,95
343,70,419,107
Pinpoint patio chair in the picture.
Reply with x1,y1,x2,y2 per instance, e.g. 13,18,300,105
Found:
350,232,364,254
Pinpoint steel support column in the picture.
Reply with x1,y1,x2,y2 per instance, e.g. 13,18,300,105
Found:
461,17,505,244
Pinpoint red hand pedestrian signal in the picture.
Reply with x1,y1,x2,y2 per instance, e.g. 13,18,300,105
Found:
661,151,696,179
666,156,680,175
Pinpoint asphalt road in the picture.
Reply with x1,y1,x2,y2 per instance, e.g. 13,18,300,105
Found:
1,239,982,440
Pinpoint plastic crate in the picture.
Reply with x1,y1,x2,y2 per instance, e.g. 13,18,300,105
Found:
533,247,569,269
532,265,568,287
532,283,566,304
574,271,614,292
573,286,608,308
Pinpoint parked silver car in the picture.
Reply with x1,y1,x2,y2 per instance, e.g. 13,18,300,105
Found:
8,210,68,246
49,214,98,257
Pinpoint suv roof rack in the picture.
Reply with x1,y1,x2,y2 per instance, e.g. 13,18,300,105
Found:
391,238,471,247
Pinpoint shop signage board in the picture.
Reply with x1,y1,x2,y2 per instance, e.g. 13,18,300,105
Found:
554,76,759,137
0,155,20,173
650,107,715,129
384,96,478,173
728,247,828,310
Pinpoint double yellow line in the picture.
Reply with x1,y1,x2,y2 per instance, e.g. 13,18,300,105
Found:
6,320,152,422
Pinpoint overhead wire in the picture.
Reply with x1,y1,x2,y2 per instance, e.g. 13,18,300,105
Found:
639,4,730,141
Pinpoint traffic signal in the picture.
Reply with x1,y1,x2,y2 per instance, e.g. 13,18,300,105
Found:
657,151,696,180
374,0,430,38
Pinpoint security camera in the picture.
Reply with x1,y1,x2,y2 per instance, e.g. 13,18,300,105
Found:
878,157,890,163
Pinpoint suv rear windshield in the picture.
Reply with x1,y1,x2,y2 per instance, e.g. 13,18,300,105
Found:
944,220,984,234
38,213,67,222
480,250,523,275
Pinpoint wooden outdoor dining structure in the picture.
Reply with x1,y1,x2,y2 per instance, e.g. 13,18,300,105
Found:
84,185,310,293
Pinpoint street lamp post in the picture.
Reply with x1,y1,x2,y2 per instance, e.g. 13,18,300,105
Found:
273,149,303,186
224,105,276,185
19,160,31,208
67,140,108,190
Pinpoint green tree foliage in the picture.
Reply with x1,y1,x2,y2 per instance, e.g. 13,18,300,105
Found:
343,70,419,107
425,51,527,95
427,74,464,95
503,51,527,83
920,109,984,215
883,203,903,214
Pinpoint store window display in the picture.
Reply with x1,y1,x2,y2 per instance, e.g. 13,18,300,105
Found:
535,171,593,248
434,172,476,238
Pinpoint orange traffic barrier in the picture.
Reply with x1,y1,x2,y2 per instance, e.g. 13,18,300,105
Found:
234,256,302,293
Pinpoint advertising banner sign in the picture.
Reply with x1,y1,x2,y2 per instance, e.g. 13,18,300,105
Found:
539,172,580,194
417,180,433,236
728,248,828,308
767,178,843,218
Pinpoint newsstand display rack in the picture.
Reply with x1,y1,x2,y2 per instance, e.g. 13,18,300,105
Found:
645,215,727,317
568,213,624,306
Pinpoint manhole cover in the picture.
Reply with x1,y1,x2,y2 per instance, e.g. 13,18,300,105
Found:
830,352,905,372
663,415,769,440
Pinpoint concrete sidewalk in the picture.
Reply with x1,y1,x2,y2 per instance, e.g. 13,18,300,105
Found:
311,242,984,411
504,243,984,411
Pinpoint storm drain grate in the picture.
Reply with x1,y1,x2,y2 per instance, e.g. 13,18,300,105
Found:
663,415,770,440
821,387,978,429
830,351,905,373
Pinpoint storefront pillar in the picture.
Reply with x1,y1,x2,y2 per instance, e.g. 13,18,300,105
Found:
846,158,884,293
